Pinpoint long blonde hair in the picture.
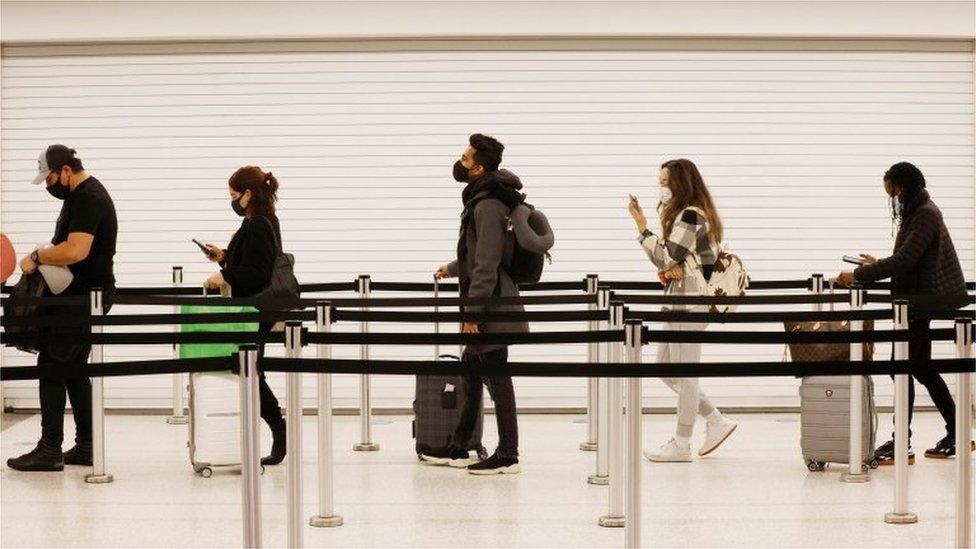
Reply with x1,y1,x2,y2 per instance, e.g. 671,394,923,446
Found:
658,158,723,244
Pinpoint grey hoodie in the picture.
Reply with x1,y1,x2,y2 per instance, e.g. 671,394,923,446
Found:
448,169,529,355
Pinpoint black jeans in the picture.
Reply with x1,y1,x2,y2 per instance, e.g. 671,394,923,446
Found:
256,332,283,427
37,300,103,450
453,348,519,459
888,319,956,442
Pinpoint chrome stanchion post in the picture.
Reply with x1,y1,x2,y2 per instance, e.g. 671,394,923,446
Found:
842,285,870,483
310,303,343,528
955,318,973,548
623,319,643,549
582,274,599,452
238,345,263,548
886,299,917,524
434,275,441,360
811,273,825,313
285,321,304,548
354,275,379,452
167,266,188,425
85,288,113,484
600,300,626,528
589,285,611,485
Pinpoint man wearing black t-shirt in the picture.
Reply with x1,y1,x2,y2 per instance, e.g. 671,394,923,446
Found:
7,145,118,472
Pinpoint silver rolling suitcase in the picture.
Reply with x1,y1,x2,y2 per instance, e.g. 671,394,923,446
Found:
799,375,879,471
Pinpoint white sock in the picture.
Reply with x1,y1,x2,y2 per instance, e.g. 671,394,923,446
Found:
675,435,691,448
706,410,723,424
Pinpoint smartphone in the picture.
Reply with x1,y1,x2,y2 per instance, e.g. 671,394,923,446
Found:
192,239,214,257
628,194,638,204
842,255,867,265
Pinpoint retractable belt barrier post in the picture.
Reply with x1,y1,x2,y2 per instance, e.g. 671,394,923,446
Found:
811,273,825,313
624,319,643,549
842,285,870,484
310,303,343,528
434,275,441,360
285,321,304,548
600,301,627,528
955,318,974,549
85,288,113,484
238,345,263,549
582,274,600,452
167,266,188,425
590,286,611,485
886,299,918,524
354,275,379,452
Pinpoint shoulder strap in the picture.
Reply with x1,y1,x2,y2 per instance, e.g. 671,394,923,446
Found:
254,215,283,255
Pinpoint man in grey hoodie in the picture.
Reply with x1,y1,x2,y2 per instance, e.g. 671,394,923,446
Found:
426,133,527,475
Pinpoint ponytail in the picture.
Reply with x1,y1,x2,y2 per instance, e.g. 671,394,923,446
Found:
228,166,279,218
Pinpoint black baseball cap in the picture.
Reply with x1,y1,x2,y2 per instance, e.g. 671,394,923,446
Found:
31,144,79,186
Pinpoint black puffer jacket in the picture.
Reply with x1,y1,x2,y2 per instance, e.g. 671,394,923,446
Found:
854,190,969,311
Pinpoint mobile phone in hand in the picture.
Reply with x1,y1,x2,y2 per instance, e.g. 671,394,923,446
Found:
842,255,866,265
192,239,214,257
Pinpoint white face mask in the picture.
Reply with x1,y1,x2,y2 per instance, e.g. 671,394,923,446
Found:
659,186,673,205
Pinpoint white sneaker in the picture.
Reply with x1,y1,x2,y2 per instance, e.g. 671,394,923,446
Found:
643,438,692,462
699,417,738,457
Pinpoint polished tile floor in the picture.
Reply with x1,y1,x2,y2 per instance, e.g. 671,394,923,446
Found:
1,411,969,548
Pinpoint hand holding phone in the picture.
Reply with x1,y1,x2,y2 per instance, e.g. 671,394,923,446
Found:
842,254,867,265
192,239,220,261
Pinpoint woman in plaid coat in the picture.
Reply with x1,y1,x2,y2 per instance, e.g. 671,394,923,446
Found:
627,159,739,463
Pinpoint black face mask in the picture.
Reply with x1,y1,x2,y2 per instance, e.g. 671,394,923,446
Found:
46,173,71,200
232,196,247,217
453,160,471,183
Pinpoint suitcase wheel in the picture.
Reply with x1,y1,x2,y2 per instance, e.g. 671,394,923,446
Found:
200,467,213,478
806,460,826,472
868,459,880,470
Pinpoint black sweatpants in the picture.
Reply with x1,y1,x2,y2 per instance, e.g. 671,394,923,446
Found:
452,347,519,459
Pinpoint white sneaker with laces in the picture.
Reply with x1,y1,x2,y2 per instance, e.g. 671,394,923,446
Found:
643,438,692,462
699,417,738,457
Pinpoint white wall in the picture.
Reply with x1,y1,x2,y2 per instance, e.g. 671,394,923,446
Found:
1,2,974,413
1,1,974,45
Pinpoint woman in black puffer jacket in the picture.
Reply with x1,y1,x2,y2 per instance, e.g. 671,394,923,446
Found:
204,166,287,466
839,161,970,463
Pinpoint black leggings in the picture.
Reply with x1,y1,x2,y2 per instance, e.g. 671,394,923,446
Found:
889,320,956,441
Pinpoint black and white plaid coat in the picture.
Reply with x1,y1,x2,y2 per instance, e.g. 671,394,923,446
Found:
638,207,719,306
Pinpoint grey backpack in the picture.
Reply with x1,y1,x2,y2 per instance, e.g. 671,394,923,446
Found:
505,203,555,284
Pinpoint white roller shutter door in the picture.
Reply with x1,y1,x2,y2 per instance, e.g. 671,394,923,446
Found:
2,39,973,411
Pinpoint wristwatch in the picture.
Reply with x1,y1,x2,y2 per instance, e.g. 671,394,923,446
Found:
29,250,41,265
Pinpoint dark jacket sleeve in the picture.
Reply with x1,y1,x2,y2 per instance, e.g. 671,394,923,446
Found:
855,208,938,283
467,199,509,313
221,218,277,297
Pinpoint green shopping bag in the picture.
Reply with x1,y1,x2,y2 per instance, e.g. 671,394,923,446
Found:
179,304,259,359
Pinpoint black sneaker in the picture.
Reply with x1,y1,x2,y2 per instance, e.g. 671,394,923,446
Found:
466,453,520,475
924,436,975,459
6,443,64,472
419,446,470,466
874,439,915,466
63,444,93,466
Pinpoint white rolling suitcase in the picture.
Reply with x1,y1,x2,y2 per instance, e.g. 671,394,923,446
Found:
188,371,242,477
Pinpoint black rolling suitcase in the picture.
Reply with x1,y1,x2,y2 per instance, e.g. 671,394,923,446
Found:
413,354,487,459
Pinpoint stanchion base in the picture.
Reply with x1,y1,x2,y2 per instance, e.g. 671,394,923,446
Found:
353,443,380,452
309,515,344,528
599,515,625,528
841,472,870,483
84,473,114,484
165,416,188,425
587,474,609,485
580,442,598,452
884,512,918,524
